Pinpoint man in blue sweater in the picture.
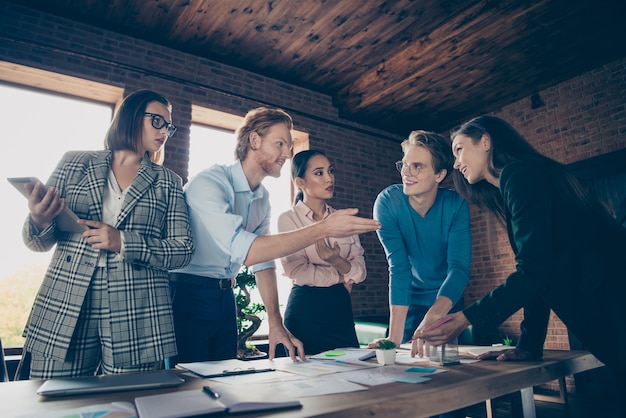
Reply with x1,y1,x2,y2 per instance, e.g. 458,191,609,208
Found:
370,130,471,352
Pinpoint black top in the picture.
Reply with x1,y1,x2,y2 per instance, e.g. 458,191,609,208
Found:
464,161,626,371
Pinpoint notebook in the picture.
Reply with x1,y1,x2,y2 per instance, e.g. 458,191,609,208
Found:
36,370,185,397
310,348,376,362
7,176,87,233
134,385,302,418
175,358,275,378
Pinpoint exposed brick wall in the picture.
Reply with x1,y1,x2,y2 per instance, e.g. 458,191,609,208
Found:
1,2,625,369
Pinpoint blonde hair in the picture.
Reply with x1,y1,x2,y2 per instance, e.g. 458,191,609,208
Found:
234,107,293,161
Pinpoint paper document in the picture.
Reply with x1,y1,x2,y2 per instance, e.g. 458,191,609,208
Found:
459,345,513,358
209,369,295,385
270,356,376,377
135,384,301,418
176,358,275,378
335,364,442,386
310,348,376,363
262,376,368,398
395,351,432,364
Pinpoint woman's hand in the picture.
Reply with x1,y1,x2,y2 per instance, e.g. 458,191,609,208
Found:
367,337,400,349
26,181,65,231
343,282,353,293
476,348,534,362
315,239,341,262
413,311,470,357
78,219,122,252
315,239,352,276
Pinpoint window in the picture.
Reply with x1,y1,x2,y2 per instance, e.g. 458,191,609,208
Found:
188,122,297,336
0,83,114,347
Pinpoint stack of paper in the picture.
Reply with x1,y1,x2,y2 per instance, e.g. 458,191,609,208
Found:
458,345,513,358
176,359,275,378
309,348,376,363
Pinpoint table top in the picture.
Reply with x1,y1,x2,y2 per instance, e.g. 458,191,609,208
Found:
0,350,604,418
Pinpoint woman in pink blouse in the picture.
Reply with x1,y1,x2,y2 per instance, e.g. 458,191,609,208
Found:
277,150,367,355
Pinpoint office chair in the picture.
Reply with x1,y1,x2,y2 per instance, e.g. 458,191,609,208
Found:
14,350,31,380
0,336,9,382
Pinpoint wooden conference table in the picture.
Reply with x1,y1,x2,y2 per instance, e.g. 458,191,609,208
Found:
0,350,604,418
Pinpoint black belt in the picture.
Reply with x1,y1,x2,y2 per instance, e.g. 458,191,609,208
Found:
170,272,236,290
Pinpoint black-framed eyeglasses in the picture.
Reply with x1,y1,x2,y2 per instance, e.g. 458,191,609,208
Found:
144,113,177,138
395,160,423,176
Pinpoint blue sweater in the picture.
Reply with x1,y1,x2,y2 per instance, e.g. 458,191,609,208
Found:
373,185,471,307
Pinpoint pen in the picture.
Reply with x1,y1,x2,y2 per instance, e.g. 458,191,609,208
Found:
424,316,453,332
203,385,220,399
219,367,275,376
407,317,455,343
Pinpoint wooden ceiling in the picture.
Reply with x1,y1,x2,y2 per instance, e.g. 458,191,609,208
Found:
9,0,626,135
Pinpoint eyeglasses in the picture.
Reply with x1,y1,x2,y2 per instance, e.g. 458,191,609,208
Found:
395,160,424,176
144,113,177,138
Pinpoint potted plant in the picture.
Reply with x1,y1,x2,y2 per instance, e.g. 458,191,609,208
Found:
234,266,267,359
374,340,397,365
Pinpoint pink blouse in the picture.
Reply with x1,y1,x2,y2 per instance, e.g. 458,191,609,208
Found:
277,201,367,287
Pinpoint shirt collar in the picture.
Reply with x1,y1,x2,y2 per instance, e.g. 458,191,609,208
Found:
230,160,266,198
294,200,331,221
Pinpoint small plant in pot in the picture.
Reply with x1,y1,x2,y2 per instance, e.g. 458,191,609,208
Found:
374,340,397,365
235,266,267,359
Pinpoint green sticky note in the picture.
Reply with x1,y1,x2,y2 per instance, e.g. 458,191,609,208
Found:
323,351,346,357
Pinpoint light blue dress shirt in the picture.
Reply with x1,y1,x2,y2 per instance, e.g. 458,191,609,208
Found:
171,161,275,279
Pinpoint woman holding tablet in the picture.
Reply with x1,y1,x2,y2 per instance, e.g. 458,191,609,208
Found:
20,90,194,378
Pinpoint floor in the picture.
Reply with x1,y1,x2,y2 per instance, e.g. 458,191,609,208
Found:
461,387,622,418
462,394,580,418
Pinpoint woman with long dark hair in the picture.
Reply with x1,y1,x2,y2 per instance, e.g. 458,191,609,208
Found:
418,115,625,411
277,150,366,355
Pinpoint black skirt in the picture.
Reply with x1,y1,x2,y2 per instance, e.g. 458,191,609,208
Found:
284,283,359,356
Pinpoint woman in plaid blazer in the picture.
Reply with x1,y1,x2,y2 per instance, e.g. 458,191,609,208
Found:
21,90,194,378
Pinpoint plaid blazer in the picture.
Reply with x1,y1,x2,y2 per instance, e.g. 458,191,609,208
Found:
22,150,194,367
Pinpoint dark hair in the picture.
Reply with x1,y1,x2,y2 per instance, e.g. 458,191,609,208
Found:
104,90,171,164
401,130,454,175
291,149,328,204
451,115,588,220
235,107,293,161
